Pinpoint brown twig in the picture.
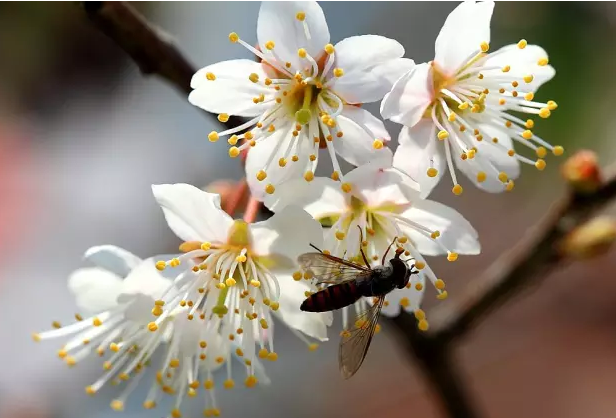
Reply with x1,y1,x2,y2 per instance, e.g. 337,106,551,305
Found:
79,1,244,128
77,5,616,418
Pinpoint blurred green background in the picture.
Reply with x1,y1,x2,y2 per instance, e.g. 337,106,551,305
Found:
1,2,616,418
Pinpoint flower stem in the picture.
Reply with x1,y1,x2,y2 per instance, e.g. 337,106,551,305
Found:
243,197,261,223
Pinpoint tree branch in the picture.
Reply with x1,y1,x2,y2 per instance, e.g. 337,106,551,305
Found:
79,2,245,128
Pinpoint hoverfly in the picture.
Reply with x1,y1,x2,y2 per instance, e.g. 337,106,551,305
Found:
298,230,418,379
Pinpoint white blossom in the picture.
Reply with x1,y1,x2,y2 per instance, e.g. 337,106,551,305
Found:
189,1,413,200
266,159,480,328
381,0,561,197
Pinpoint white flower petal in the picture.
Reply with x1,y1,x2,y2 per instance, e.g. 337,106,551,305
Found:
398,196,480,256
189,60,271,117
484,44,555,93
264,176,347,220
276,275,330,341
245,122,313,201
118,258,175,301
393,122,445,198
84,245,142,278
380,62,433,127
334,106,392,167
257,1,330,71
345,164,416,208
122,293,158,324
250,205,323,265
68,267,124,313
152,183,234,243
434,1,495,75
331,35,410,104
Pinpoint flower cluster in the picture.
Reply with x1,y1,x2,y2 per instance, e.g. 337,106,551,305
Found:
33,1,560,416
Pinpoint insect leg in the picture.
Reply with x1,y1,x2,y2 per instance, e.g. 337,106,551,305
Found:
309,243,324,253
356,225,371,270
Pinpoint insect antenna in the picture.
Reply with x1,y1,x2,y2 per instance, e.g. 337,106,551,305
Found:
381,236,398,265
356,225,372,270
309,243,324,253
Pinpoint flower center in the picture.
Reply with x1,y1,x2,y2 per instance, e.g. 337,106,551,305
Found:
419,40,563,194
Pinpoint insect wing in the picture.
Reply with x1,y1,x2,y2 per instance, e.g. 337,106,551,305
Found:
338,297,384,379
298,252,370,285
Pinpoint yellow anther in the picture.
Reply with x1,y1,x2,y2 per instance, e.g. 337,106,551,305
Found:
437,130,449,140
260,318,269,329
517,39,527,49
109,342,120,352
331,171,340,181
228,32,239,43
250,279,261,288
216,356,225,364
478,74,484,80
309,154,317,162
205,72,216,81
535,159,546,171
539,108,551,118
265,40,275,50
524,92,534,101
270,301,280,311
92,317,102,327
538,57,549,66
227,135,238,146
292,271,302,281
399,297,410,308
474,171,486,183
85,385,96,396
204,379,215,390
437,290,449,300
547,100,558,110
435,279,446,290
452,184,463,196
414,309,426,321
236,254,247,263
155,261,166,271
553,145,564,156
447,252,459,262
448,113,456,122
248,73,259,83
427,167,438,178
278,158,287,167
340,330,352,338
256,170,267,181
335,231,346,241
267,351,278,361
258,348,269,358
148,322,158,332
75,313,83,321
244,131,254,140
458,102,469,110
373,139,384,149
523,74,534,83
308,343,319,351
170,408,182,418
298,48,307,58
505,149,515,158
217,114,230,124
143,400,156,410
502,65,511,73
536,147,547,158
223,379,235,389
52,321,61,329
208,131,219,142
265,184,275,194
341,182,352,193
296,11,306,21
415,261,426,269
498,172,509,183
225,278,236,287
245,375,258,388
215,282,226,290
524,120,534,130
499,98,506,105
304,171,315,182
285,62,292,68
118,373,130,381
333,68,344,77
324,43,335,54
110,400,124,411
415,282,424,291
103,361,112,370
228,146,240,158
417,319,429,331
169,257,180,267
467,149,476,159
480,41,489,52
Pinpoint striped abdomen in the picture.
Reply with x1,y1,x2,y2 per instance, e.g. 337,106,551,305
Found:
300,282,362,313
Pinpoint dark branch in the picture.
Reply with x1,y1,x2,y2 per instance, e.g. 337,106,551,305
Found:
79,2,245,128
